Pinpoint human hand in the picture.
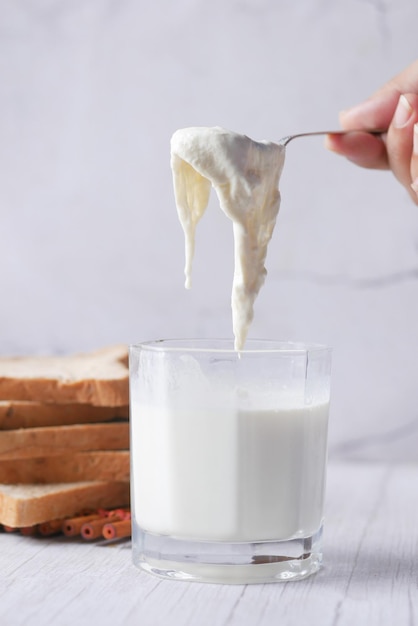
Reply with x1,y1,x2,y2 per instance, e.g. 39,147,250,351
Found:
325,59,418,204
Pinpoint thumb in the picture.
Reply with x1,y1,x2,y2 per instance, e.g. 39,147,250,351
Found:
339,59,418,131
339,90,400,131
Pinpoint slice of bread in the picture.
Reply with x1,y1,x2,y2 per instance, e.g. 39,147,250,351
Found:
0,481,130,527
0,345,129,406
0,401,129,430
0,423,129,461
0,451,130,483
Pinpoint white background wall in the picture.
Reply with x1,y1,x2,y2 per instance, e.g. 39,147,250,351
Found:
1,0,418,461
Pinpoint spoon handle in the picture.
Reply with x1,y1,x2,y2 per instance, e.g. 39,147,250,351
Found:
279,129,385,146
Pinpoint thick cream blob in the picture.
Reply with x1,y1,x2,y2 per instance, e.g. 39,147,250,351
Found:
171,126,286,351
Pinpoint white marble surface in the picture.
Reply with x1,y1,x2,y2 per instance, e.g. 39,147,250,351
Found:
1,1,418,461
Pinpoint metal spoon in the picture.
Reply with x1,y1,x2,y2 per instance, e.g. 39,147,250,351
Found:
278,129,385,146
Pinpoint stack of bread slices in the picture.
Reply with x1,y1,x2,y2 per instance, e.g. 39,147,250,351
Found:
0,345,130,530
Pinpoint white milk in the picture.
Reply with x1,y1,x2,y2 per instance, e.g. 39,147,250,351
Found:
131,399,329,542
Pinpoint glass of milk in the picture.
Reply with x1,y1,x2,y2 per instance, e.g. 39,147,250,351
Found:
129,339,331,584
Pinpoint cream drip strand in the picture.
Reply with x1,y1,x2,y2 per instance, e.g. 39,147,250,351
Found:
171,126,286,350
170,152,211,289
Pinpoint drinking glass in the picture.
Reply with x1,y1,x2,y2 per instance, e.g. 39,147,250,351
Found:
129,339,332,583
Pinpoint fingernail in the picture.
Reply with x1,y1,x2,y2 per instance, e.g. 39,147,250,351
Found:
411,177,418,194
414,123,418,156
393,95,413,128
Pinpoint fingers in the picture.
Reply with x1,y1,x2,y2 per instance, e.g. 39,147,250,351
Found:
338,59,418,132
325,132,389,170
411,125,418,197
326,91,418,204
325,82,398,172
324,58,418,203
324,88,397,171
338,92,400,133
387,93,418,203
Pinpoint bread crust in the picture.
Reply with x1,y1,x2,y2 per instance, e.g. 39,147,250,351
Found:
0,423,129,461
0,402,129,430
0,346,132,528
0,345,129,406
0,451,130,484
0,481,130,527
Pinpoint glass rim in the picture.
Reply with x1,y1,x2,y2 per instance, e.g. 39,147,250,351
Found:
129,338,331,356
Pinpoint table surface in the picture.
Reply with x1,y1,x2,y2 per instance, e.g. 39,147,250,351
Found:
1,462,417,626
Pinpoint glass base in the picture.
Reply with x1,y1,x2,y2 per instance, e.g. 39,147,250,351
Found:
132,522,323,584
